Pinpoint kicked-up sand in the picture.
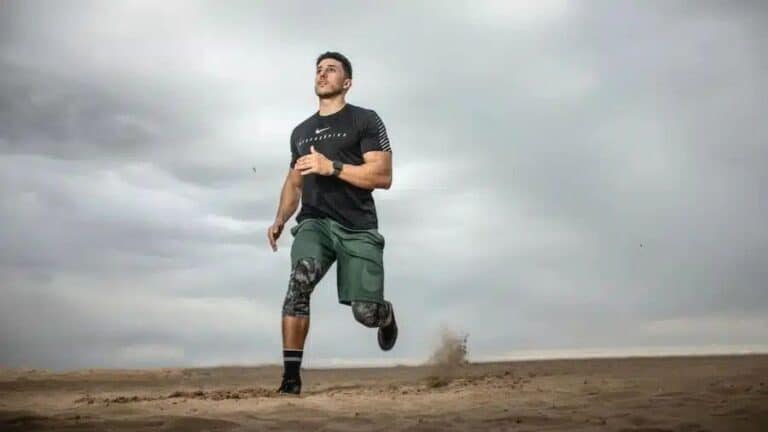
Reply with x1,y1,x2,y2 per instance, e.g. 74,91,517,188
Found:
1,354,767,431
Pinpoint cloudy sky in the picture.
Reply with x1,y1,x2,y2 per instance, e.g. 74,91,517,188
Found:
1,1,766,370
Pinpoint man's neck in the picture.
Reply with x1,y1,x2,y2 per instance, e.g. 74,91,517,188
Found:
318,96,346,116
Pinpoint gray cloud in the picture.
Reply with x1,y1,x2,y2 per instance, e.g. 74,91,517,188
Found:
1,0,766,370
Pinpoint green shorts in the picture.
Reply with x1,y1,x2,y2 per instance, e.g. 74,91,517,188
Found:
290,217,386,305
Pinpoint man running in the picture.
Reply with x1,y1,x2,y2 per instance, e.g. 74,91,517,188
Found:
267,52,397,395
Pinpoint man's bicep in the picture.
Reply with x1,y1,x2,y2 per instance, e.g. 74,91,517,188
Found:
287,167,304,189
363,150,392,173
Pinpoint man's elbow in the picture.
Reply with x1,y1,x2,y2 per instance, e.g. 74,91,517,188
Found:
379,174,392,190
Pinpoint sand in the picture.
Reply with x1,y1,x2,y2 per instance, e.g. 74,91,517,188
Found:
1,354,767,431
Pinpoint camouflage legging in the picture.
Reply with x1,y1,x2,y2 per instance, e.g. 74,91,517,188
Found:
351,301,391,328
281,258,323,317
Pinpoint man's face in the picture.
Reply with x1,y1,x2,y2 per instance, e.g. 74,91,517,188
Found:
315,58,350,98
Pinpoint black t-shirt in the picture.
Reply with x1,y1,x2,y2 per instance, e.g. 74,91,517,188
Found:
289,103,391,230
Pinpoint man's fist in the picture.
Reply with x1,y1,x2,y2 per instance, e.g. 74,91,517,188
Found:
295,146,333,176
267,220,284,252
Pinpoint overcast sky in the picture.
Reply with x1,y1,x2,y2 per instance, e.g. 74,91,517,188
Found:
1,1,766,370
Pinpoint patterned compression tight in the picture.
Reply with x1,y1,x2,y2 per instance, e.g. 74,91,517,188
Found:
282,258,323,317
350,301,391,328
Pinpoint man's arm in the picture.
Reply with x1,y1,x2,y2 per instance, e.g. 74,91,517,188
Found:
336,150,392,190
275,168,304,223
294,146,392,190
267,169,303,251
294,110,393,190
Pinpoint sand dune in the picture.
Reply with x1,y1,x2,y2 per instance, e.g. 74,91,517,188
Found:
1,355,767,431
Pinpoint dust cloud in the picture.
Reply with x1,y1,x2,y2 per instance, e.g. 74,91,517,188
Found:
425,329,468,388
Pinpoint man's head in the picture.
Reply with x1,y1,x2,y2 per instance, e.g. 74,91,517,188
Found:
315,51,352,99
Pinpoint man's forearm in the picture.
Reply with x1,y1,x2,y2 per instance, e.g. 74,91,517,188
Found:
337,162,391,190
275,179,301,224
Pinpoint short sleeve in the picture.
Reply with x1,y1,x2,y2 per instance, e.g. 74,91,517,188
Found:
289,130,298,168
360,111,392,153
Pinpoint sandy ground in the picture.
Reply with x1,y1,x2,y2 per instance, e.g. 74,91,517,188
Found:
1,355,767,431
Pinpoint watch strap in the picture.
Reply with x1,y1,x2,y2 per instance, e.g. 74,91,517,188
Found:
332,160,343,176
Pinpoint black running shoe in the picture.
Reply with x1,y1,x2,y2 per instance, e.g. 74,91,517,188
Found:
277,376,301,395
377,301,398,351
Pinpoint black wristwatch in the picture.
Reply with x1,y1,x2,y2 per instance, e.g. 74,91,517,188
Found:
332,160,343,177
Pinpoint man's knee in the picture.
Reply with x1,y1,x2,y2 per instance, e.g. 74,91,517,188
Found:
351,301,389,328
282,258,322,317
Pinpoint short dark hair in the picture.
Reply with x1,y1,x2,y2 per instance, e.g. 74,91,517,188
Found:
316,51,352,78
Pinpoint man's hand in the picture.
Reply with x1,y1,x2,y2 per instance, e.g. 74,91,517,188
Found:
267,220,285,252
295,146,333,176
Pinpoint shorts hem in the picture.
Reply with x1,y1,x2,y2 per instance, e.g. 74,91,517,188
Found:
339,297,385,306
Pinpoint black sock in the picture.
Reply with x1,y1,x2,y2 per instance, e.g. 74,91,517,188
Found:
283,349,303,380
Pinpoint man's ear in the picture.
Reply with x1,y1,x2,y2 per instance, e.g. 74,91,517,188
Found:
343,79,352,89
